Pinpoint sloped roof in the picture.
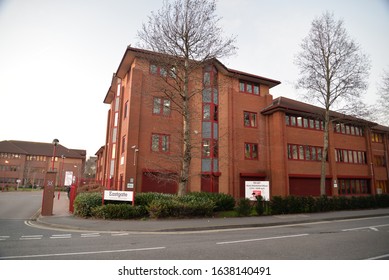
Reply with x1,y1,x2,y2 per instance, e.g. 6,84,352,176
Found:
104,46,281,103
261,96,389,132
0,140,86,159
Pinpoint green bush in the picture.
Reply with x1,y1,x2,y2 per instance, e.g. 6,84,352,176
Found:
187,192,235,211
270,196,288,215
235,198,252,216
135,192,174,207
73,192,102,217
91,204,148,219
147,196,215,218
255,195,264,215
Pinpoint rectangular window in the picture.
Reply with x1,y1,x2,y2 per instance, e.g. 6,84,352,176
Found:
338,179,370,195
287,144,323,161
153,97,171,116
244,111,257,128
121,136,126,154
203,104,211,120
239,80,260,95
245,143,258,160
202,139,211,158
151,134,170,153
335,149,366,164
372,132,383,143
334,122,364,136
124,101,128,119
286,114,324,131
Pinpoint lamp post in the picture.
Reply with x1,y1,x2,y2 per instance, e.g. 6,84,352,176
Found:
51,139,59,171
2,160,9,192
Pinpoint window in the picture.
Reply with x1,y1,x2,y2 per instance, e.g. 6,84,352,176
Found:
335,149,366,164
124,101,128,119
239,80,260,95
285,114,324,131
339,179,370,195
374,155,386,167
153,97,171,116
151,134,169,152
244,143,258,160
287,144,324,162
121,136,126,154
150,64,167,77
333,122,364,136
244,111,257,128
372,132,383,143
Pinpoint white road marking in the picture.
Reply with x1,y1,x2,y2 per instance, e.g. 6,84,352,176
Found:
50,234,72,239
0,247,166,260
111,232,130,236
342,223,389,232
217,233,309,245
0,236,10,241
81,233,100,238
20,235,43,240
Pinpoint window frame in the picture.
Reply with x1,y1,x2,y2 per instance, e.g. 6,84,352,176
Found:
244,143,258,160
151,133,170,153
152,97,171,117
243,111,258,128
239,80,260,95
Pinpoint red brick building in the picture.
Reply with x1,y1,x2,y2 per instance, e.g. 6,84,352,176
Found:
0,140,86,189
97,46,388,198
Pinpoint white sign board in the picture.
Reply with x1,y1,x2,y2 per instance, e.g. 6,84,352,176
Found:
64,171,73,186
245,181,270,201
104,190,133,202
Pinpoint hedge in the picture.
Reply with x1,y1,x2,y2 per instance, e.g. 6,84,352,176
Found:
269,194,389,215
91,204,148,219
72,191,389,219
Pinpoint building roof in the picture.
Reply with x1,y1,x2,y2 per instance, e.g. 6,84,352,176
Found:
0,140,86,159
104,46,281,103
261,96,389,132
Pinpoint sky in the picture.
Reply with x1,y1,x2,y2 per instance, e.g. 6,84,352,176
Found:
0,0,388,158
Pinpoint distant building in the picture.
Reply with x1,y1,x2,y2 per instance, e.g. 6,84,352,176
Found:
0,140,86,189
96,46,388,197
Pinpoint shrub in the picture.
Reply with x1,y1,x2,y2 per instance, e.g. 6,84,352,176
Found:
255,195,264,215
135,192,174,207
91,204,148,219
73,192,102,217
187,192,235,211
235,198,253,216
375,194,389,208
147,196,215,218
270,196,288,215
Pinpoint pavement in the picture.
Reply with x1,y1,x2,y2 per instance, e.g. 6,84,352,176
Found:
34,192,389,233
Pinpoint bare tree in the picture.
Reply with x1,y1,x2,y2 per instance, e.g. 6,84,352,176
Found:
137,0,236,196
376,69,389,126
295,11,370,195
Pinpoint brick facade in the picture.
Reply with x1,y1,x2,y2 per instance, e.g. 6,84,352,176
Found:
97,47,389,198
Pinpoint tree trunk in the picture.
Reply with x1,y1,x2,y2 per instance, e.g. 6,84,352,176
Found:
177,60,191,196
320,110,330,195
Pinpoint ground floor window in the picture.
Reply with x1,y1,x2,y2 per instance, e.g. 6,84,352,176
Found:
376,180,388,194
338,179,370,195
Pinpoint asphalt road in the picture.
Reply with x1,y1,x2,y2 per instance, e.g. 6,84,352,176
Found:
0,191,388,260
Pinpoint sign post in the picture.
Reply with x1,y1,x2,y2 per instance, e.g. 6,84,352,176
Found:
245,181,270,201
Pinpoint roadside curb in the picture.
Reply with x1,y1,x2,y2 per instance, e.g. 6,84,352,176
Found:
33,211,389,233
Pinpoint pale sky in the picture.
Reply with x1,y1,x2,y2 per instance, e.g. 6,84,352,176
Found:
1,0,388,157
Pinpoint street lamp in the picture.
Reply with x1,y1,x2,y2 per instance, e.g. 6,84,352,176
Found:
2,160,9,192
51,139,59,171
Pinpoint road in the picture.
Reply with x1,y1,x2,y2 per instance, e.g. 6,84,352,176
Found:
0,191,388,260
